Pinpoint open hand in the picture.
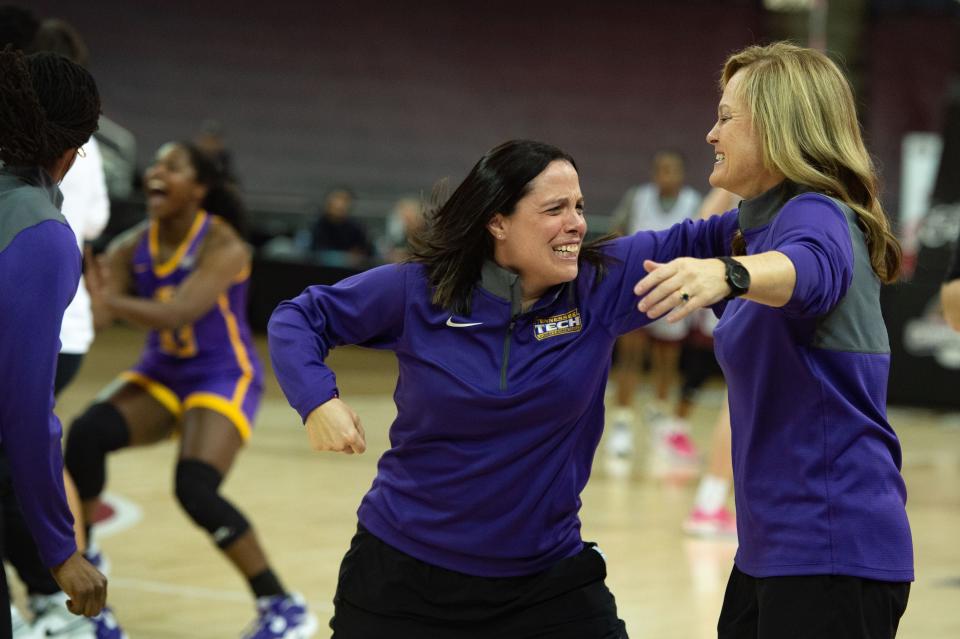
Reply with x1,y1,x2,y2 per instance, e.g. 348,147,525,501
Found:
633,257,729,322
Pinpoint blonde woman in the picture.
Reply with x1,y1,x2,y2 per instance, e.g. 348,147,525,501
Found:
634,43,912,638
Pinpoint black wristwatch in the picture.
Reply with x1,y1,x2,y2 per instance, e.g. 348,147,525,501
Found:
718,256,750,300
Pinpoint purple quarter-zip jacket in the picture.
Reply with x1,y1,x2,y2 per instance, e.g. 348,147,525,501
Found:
0,166,81,568
268,211,737,577
715,182,913,582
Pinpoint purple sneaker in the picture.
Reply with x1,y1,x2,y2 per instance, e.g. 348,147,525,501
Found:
29,593,127,639
241,593,317,639
83,541,111,577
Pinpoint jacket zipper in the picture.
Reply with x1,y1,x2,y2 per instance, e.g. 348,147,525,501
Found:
500,316,517,391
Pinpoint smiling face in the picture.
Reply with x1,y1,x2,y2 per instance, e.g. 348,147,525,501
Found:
706,69,784,199
143,143,207,220
487,160,586,302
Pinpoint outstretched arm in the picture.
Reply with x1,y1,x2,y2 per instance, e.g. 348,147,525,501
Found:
633,195,853,323
634,252,796,322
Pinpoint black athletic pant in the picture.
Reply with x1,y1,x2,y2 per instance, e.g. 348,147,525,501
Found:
53,354,84,397
679,342,722,402
331,524,629,639
718,565,910,639
1,353,87,600
0,456,60,597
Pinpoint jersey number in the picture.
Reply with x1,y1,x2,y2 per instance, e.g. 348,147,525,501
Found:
155,286,197,357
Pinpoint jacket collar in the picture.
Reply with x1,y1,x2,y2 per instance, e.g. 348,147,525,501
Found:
0,165,64,210
738,180,812,231
479,260,567,316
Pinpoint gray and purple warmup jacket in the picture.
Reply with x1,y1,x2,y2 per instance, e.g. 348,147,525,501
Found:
269,213,737,577
715,182,913,582
0,166,81,568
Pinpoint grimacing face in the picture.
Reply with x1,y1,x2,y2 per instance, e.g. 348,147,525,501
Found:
487,160,587,302
706,69,784,199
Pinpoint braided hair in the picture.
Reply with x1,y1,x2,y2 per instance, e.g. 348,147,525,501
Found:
0,47,100,167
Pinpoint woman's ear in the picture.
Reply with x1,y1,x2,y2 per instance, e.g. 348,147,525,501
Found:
49,147,79,183
487,213,507,240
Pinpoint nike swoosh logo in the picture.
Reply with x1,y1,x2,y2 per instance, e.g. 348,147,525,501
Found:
446,317,483,328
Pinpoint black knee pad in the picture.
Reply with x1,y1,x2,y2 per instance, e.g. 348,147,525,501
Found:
64,402,131,500
174,459,250,548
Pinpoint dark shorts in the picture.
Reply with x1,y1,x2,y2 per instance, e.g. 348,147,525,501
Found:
331,525,629,639
679,342,722,400
718,565,910,639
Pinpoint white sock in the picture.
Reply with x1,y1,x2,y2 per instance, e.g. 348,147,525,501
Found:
694,474,729,512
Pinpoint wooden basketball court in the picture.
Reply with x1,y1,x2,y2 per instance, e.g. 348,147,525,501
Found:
13,326,958,638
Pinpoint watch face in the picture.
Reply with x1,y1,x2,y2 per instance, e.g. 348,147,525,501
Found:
723,257,750,295
730,264,750,289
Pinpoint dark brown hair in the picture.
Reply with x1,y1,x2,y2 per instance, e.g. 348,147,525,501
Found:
408,139,612,313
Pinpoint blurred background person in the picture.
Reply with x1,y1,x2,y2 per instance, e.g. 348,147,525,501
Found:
681,187,740,540
305,186,374,267
607,150,703,477
379,195,423,263
194,118,239,187
941,219,960,330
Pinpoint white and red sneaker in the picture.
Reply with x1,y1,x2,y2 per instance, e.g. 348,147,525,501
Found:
683,506,738,539
649,418,700,479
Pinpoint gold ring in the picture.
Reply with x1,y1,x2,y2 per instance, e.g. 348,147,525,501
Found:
680,291,690,302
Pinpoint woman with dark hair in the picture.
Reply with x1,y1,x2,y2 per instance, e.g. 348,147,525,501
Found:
0,48,107,632
2,17,123,638
69,141,317,639
268,139,739,637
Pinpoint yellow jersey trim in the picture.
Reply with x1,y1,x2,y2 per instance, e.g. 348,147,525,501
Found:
183,393,252,441
217,294,255,405
233,263,251,283
119,371,183,417
150,211,208,278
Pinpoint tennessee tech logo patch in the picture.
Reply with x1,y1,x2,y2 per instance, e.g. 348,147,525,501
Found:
533,309,582,341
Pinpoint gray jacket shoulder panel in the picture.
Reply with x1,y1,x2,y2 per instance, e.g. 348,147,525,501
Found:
0,174,69,253
811,196,889,354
